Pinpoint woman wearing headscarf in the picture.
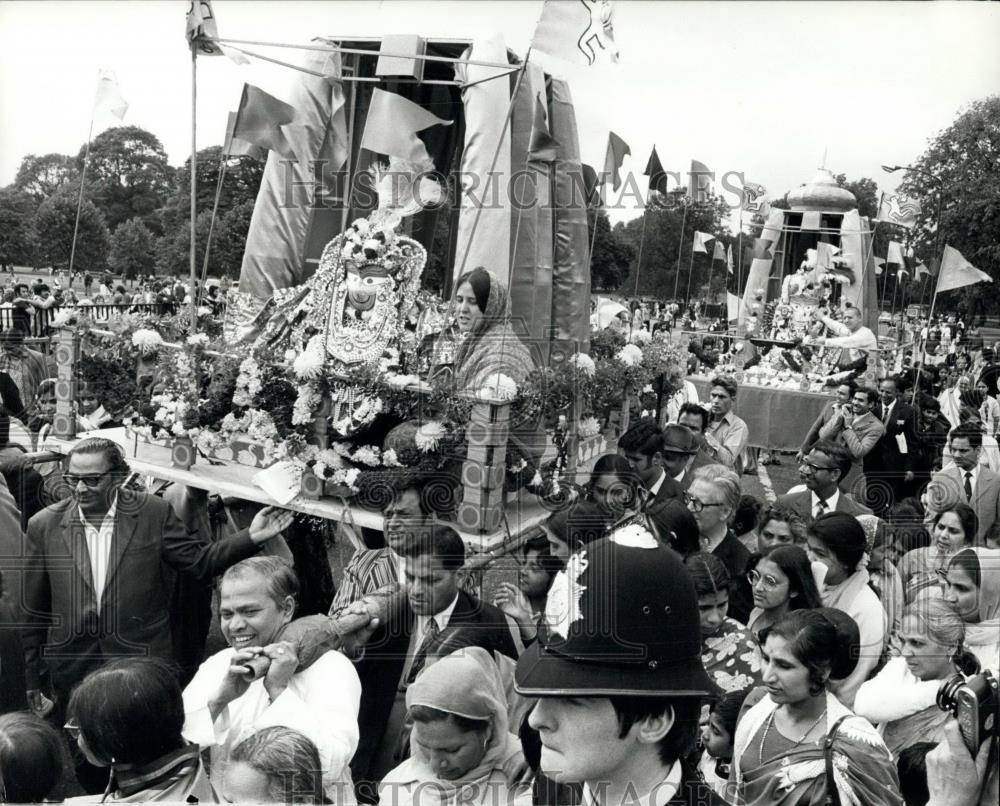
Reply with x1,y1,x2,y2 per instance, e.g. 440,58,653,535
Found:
806,512,887,708
858,514,905,639
899,503,977,605
449,268,535,392
943,547,1000,673
380,647,530,806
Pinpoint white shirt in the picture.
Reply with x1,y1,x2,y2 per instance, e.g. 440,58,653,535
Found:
182,648,361,798
79,496,118,603
811,488,840,517
648,468,667,497
413,593,459,656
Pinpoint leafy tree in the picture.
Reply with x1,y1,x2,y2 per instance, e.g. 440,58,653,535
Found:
212,200,255,278
14,153,78,199
35,194,110,272
617,192,731,300
78,125,173,233
588,208,635,291
109,218,156,279
901,95,1000,315
158,146,264,235
0,189,38,270
154,200,252,279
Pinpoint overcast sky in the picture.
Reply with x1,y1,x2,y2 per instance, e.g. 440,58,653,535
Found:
2,0,998,220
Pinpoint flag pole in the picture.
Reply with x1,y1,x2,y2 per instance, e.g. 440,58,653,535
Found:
189,45,199,333
672,197,688,302
735,211,745,336
705,251,715,308
198,155,229,293
684,237,696,306
632,204,648,297
68,116,95,279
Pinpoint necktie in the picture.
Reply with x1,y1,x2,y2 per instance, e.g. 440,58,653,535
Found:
406,617,441,686
883,405,890,425
965,471,973,502
815,499,828,519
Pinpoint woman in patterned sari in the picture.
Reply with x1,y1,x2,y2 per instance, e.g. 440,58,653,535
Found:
731,610,903,806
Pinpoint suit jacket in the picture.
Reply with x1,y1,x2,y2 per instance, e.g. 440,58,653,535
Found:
642,468,686,506
774,489,872,522
800,400,839,454
933,465,1000,543
713,531,753,625
351,590,519,788
865,401,916,468
21,491,259,700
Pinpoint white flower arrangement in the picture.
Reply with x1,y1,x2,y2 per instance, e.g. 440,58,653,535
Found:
51,309,76,328
197,306,213,318
351,445,381,467
382,448,402,467
331,395,383,436
292,335,326,380
131,328,164,354
351,218,371,236
568,352,596,377
578,416,602,438
478,373,518,401
414,421,446,453
630,329,652,345
186,333,209,347
232,356,263,407
385,372,421,389
616,343,644,367
291,382,321,426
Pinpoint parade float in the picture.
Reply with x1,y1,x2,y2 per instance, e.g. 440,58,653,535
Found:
45,34,687,551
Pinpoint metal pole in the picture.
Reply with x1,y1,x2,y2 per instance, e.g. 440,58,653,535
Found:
190,47,198,333
684,241,696,306
672,198,688,302
632,207,648,297
68,118,95,277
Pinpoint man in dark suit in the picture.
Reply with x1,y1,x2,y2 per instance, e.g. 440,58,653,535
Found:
776,439,871,522
863,375,917,512
934,423,1000,543
20,438,292,718
676,402,715,478
618,420,685,504
797,381,854,461
909,395,953,493
350,523,519,801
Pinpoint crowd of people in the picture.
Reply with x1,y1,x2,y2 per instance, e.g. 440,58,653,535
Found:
0,266,996,806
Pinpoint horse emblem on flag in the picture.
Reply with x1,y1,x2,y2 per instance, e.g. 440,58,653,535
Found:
577,0,619,65
741,182,767,212
882,193,921,228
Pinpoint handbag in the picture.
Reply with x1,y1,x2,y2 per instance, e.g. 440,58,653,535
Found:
823,715,851,806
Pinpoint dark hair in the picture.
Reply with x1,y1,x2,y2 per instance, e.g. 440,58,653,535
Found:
809,511,868,572
610,696,702,767
455,267,491,314
709,688,750,740
760,545,823,611
896,742,936,806
932,504,977,548
230,727,324,804
677,402,708,432
400,523,466,571
590,453,642,510
949,422,983,449
408,704,490,735
733,495,762,536
760,611,842,695
67,436,130,477
810,439,852,482
879,376,899,391
709,375,738,399
0,713,64,803
222,556,299,612
683,552,730,597
546,500,611,553
855,385,880,406
618,420,665,459
947,548,982,589
68,659,185,766
644,499,700,556
920,396,942,413
758,504,807,545
523,534,564,579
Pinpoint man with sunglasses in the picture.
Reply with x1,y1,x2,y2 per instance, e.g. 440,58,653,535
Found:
20,438,294,754
775,439,871,523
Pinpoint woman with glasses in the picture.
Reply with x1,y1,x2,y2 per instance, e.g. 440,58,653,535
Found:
0,713,64,803
66,658,215,802
731,610,903,806
855,599,980,755
745,545,823,640
686,464,753,624
682,552,761,694
806,512,887,708
899,503,977,605
942,547,1000,673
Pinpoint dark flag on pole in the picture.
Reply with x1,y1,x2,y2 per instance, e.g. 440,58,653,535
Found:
581,163,601,207
603,131,631,191
644,146,668,194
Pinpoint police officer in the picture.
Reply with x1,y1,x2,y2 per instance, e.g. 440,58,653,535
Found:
516,529,729,805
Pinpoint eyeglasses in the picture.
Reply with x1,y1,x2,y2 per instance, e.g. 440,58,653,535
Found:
64,721,81,741
798,459,836,474
684,493,724,513
62,473,107,488
748,570,783,590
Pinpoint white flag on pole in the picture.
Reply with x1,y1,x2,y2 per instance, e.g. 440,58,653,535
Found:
93,69,128,127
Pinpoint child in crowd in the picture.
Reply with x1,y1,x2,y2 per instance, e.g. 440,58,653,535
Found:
698,688,748,800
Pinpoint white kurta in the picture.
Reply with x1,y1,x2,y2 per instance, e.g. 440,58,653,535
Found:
182,648,361,800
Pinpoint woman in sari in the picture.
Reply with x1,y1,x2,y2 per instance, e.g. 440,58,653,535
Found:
943,547,1000,672
806,512,887,707
731,610,903,806
380,647,530,806
855,599,980,755
858,514,905,640
682,552,761,694
899,503,977,605
745,546,823,641
450,267,535,391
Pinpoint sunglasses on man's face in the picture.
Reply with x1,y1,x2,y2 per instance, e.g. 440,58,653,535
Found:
62,473,108,488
